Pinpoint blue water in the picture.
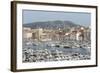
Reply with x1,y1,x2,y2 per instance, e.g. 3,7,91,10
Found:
23,41,90,55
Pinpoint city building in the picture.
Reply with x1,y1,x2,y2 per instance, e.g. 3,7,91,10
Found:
23,26,91,42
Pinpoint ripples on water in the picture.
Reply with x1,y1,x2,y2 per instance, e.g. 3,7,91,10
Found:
23,41,91,55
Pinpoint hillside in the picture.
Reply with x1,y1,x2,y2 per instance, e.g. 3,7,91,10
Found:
23,20,81,29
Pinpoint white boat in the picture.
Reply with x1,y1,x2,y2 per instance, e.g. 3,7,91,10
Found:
47,43,55,47
26,42,32,45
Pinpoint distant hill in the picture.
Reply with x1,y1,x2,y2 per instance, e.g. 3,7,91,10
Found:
23,20,81,29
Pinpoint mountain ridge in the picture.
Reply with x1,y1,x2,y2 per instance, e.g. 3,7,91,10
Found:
23,20,82,29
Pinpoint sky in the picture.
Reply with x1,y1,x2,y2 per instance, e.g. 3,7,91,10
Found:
23,10,91,26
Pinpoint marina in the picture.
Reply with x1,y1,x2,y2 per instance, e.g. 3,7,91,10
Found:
23,39,91,62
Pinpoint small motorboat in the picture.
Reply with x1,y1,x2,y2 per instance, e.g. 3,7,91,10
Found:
55,45,60,47
63,46,70,48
